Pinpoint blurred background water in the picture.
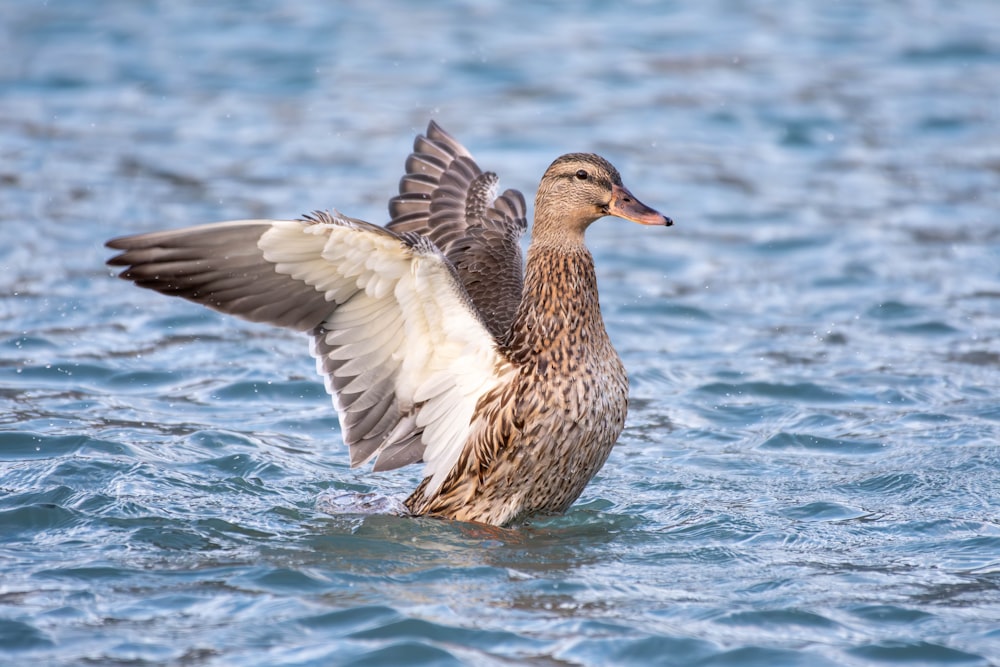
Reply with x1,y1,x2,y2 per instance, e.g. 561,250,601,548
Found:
2,1,1000,665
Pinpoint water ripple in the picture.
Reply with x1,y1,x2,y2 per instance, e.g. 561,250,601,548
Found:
3,1,1000,665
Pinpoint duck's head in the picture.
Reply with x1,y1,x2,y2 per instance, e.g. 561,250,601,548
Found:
533,153,672,242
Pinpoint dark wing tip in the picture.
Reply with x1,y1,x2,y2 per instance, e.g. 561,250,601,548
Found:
105,234,152,270
426,119,449,142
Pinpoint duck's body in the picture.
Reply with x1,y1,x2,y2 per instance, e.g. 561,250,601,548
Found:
107,122,671,527
406,242,629,525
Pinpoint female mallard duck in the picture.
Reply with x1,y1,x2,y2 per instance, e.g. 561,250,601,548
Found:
107,122,672,527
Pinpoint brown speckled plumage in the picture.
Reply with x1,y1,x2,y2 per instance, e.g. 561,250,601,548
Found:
405,243,629,525
106,122,671,527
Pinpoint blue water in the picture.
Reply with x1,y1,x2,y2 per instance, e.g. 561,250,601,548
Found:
3,1,1000,665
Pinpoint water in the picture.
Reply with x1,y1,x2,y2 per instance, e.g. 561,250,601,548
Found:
3,1,1000,665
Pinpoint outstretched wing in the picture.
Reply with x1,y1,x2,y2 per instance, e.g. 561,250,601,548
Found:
387,121,528,340
106,212,511,495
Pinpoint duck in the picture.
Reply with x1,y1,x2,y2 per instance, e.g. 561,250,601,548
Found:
106,121,672,527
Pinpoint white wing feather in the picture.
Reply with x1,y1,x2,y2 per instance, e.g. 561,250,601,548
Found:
258,214,509,498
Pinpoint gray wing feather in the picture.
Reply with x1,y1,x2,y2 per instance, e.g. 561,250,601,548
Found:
106,221,333,331
387,121,528,339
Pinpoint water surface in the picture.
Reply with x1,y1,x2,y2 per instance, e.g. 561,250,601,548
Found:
2,2,1000,665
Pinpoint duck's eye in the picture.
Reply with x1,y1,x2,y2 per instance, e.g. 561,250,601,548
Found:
575,169,589,180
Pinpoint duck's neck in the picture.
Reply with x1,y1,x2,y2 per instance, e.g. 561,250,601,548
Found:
503,240,608,364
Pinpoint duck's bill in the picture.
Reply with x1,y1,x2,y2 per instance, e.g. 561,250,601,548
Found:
608,184,673,226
